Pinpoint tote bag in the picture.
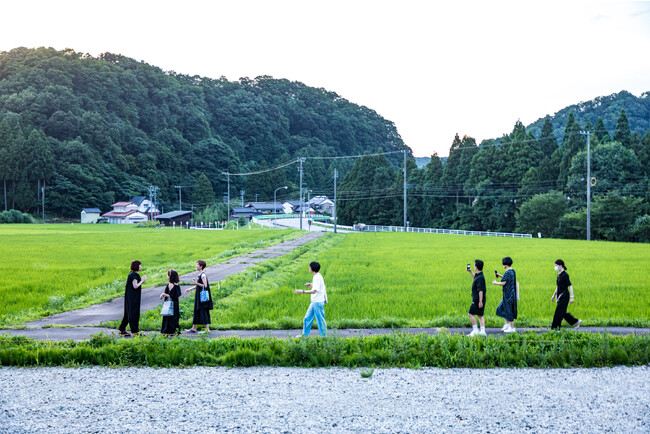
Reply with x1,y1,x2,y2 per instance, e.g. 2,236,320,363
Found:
161,300,174,316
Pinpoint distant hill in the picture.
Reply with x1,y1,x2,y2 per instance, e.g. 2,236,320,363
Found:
0,47,409,216
525,90,650,141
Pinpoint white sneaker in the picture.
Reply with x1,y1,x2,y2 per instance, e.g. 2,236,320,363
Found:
478,330,487,337
501,324,511,332
295,334,303,338
468,329,479,337
504,327,517,333
574,319,582,330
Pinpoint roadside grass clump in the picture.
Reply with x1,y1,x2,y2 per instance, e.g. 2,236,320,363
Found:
206,232,650,329
0,224,299,326
0,332,647,368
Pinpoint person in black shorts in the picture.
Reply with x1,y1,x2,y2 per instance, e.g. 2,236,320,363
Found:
466,259,486,336
550,259,582,330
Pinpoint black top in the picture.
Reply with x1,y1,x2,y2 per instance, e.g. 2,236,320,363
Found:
471,272,486,302
557,271,572,298
125,271,141,292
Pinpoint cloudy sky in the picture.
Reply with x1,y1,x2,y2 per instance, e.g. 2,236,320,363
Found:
2,1,649,157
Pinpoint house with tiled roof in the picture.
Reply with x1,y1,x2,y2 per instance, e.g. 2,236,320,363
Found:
102,202,149,224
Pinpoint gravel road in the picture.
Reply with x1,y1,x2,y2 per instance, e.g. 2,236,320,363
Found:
1,366,648,433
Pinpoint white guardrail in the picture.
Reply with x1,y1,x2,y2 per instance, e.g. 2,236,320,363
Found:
362,225,532,238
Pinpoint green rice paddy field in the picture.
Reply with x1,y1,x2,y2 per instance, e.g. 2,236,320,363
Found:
0,224,298,325
205,232,650,329
2,226,649,329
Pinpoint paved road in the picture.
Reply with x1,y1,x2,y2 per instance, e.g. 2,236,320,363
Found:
1,326,647,342
17,231,324,328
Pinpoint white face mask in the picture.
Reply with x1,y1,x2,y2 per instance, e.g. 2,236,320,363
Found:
555,265,562,272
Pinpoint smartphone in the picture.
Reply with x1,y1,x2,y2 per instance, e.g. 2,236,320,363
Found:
494,270,499,278
467,263,471,271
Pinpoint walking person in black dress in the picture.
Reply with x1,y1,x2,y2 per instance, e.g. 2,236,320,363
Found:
550,259,582,330
493,256,518,333
184,260,213,334
118,260,147,336
160,269,182,336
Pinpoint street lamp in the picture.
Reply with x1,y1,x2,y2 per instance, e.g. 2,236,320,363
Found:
274,186,288,215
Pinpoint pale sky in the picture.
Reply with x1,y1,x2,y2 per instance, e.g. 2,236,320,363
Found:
1,1,649,157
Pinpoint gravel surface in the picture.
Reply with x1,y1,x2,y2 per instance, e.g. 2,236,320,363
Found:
1,366,648,433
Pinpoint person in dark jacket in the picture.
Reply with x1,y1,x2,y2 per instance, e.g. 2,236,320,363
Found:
550,259,582,330
118,260,147,336
184,260,213,334
160,269,182,336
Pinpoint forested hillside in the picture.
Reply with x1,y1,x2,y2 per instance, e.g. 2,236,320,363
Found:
337,109,650,242
0,47,407,216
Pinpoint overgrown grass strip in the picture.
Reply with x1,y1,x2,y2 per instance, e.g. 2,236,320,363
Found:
1,332,647,368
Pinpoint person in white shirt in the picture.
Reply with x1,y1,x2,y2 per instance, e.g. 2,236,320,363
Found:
294,261,328,337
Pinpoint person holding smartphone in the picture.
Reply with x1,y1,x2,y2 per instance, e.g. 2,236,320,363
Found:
466,260,486,336
493,256,517,333
550,259,582,330
294,261,327,337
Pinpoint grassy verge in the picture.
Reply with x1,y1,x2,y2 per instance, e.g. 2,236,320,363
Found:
0,332,648,368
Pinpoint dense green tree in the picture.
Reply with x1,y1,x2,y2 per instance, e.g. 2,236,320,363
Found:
192,172,215,207
337,151,398,226
538,117,558,156
557,111,586,189
613,109,632,148
593,117,611,143
515,192,568,237
566,141,643,200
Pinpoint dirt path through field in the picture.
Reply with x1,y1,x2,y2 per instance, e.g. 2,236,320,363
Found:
11,231,324,329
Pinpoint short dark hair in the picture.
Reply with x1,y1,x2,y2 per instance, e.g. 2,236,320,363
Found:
474,260,484,271
196,260,207,270
555,259,567,270
502,256,513,266
309,261,321,273
130,260,141,272
168,269,180,283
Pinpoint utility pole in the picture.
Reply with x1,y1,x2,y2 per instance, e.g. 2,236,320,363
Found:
41,185,45,222
148,185,159,221
174,185,182,210
222,172,230,221
580,131,592,241
298,158,305,230
333,168,338,234
403,150,407,229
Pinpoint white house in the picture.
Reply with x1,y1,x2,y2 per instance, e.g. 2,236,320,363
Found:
80,208,101,224
131,196,160,215
309,196,335,214
101,202,149,224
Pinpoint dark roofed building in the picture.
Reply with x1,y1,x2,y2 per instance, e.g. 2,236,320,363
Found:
231,207,256,221
245,202,283,214
156,210,192,227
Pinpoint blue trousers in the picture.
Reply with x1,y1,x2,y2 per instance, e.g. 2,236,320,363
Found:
302,302,327,337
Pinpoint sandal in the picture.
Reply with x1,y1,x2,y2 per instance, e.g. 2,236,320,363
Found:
118,330,132,337
184,329,197,333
